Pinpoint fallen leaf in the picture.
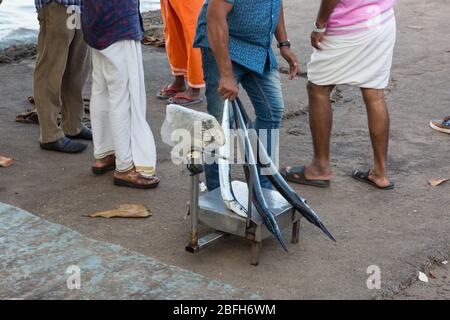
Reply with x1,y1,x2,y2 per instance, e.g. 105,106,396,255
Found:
0,155,13,168
86,204,152,219
418,271,429,283
428,178,449,187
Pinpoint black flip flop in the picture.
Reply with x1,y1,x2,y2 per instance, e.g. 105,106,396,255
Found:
280,166,330,188
351,170,395,190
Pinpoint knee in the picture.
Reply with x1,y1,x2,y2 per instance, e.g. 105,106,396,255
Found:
307,81,332,99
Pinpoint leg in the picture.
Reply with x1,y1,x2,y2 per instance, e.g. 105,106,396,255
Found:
251,241,261,266
169,0,205,104
97,42,134,173
361,88,392,187
33,2,74,143
200,48,245,190
159,0,188,95
90,49,115,162
60,28,90,136
304,82,335,180
127,41,157,177
240,68,285,189
292,220,300,244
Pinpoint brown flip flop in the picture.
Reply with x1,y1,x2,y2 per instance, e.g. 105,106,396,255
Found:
281,166,330,188
157,85,184,100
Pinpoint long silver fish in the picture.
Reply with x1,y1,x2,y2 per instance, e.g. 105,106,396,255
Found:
235,98,336,242
232,101,288,252
218,100,248,218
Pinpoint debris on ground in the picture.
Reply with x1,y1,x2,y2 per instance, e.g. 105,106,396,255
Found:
418,271,429,283
0,156,14,168
428,270,438,279
16,96,91,128
442,260,448,265
85,204,152,219
142,36,165,48
428,178,449,187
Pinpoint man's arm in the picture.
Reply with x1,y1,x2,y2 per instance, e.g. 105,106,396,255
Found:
274,2,298,80
206,0,239,100
311,0,340,49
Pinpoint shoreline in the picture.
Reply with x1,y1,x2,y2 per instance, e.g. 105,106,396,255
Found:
0,10,164,65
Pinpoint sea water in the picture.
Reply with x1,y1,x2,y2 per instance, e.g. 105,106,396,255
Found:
0,0,161,49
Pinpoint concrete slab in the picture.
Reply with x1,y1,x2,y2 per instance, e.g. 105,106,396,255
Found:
0,203,259,300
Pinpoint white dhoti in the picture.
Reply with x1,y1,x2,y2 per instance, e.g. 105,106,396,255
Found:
90,40,157,176
308,9,396,89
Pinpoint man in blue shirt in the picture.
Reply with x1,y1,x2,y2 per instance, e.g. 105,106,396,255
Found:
34,0,91,153
194,0,298,190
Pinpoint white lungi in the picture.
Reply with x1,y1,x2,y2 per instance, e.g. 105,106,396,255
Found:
90,40,157,176
308,9,396,89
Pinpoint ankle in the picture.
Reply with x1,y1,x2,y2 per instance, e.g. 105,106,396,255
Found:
310,159,331,173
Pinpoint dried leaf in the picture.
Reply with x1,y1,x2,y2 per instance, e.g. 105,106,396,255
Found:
87,204,152,219
418,271,429,283
428,178,449,187
0,156,13,168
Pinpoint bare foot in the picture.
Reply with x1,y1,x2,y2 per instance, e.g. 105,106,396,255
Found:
170,87,201,105
303,162,332,181
368,170,391,188
157,76,186,99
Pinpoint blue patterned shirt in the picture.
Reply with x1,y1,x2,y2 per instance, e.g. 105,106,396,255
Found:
35,0,83,12
194,0,281,75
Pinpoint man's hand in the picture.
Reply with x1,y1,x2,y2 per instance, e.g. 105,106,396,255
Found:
280,47,298,80
311,31,325,50
218,76,239,101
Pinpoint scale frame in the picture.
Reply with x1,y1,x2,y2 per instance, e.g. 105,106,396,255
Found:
186,169,301,266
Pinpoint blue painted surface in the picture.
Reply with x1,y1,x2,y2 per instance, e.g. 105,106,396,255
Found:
0,203,259,300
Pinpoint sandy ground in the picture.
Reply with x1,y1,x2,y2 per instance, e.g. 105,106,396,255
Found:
0,0,449,299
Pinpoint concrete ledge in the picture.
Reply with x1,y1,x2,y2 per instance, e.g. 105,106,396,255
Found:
0,203,259,300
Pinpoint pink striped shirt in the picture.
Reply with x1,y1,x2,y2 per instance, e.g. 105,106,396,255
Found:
328,0,396,30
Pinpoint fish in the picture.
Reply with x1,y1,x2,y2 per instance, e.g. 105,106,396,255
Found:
235,98,336,242
232,101,289,252
218,100,248,218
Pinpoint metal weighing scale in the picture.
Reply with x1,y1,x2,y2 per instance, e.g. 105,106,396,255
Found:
185,153,302,266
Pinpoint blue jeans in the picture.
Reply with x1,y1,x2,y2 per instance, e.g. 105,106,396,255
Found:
201,48,284,191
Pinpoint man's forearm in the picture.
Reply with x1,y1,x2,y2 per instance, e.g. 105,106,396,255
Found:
206,0,234,79
275,2,288,43
316,0,340,27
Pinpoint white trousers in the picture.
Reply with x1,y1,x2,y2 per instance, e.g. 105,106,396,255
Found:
90,40,157,176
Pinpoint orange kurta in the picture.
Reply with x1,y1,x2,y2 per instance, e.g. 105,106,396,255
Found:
161,0,205,88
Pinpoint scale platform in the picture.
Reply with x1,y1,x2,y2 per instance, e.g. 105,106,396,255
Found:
186,180,301,265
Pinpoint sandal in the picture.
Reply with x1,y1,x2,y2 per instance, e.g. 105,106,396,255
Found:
167,93,203,107
92,155,116,175
157,85,184,100
114,169,160,189
351,170,395,190
280,166,330,188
